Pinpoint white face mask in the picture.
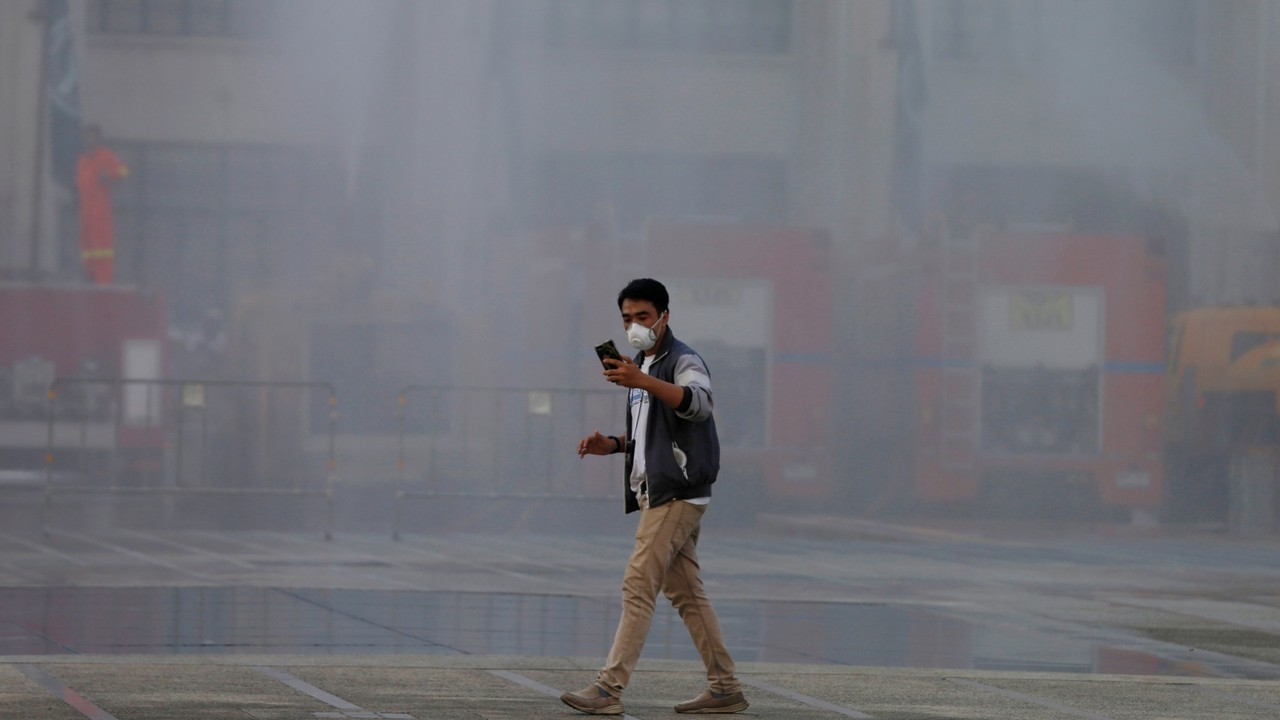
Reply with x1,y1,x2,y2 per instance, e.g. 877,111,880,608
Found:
626,312,666,351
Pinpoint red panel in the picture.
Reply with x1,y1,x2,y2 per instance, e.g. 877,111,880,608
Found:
913,367,977,501
1097,374,1164,506
915,281,942,358
771,364,829,445
0,285,166,376
1102,376,1163,453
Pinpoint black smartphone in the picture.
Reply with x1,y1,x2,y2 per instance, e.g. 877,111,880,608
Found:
594,340,624,369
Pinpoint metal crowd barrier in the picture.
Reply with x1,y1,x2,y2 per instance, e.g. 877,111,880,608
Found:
392,385,627,539
43,378,338,538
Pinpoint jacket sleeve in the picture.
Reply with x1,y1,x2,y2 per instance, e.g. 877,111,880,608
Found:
673,352,714,422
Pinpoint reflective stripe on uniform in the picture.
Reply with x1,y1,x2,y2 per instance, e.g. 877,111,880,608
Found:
81,249,115,260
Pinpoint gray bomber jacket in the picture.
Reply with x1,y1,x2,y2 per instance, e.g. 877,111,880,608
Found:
622,328,720,513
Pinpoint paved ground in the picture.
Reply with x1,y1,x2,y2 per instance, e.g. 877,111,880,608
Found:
4,507,1280,718
9,654,1280,720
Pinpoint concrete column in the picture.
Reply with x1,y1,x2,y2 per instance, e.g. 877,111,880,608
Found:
0,0,51,274
790,0,896,247
1228,447,1277,535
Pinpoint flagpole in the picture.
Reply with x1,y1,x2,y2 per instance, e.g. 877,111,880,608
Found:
30,0,51,280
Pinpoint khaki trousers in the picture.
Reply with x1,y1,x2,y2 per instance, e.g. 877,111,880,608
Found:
596,498,739,696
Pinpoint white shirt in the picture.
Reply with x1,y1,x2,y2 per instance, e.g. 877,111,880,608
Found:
629,354,709,506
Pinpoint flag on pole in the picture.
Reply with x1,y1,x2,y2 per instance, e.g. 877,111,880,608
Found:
46,0,82,191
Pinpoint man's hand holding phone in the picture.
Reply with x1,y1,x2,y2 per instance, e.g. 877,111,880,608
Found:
603,354,649,389
594,340,647,389
594,340,624,368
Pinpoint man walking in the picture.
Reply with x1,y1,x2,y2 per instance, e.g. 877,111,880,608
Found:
563,278,748,715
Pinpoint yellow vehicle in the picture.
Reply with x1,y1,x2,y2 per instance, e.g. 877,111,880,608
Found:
1165,306,1280,520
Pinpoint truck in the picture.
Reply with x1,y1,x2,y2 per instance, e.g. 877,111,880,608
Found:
850,229,1167,520
1164,305,1280,523
644,221,834,510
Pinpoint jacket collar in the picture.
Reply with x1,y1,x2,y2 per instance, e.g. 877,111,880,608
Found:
634,325,676,365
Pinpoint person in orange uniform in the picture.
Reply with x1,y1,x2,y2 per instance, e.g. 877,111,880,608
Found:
75,124,128,284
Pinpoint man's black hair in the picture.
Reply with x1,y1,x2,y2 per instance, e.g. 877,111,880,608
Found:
617,278,669,314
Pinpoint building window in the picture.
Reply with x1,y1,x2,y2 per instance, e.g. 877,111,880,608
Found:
932,0,1043,65
1116,0,1198,67
525,153,787,232
934,0,1012,62
89,141,378,333
539,0,790,54
89,0,287,38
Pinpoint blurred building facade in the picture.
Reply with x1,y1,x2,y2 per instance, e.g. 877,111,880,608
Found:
0,1,892,321
0,0,1277,362
915,0,1280,311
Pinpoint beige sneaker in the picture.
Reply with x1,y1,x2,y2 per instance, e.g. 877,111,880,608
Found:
675,689,749,714
559,684,624,715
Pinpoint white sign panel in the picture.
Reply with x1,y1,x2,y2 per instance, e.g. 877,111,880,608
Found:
122,339,162,426
665,278,774,348
977,286,1103,369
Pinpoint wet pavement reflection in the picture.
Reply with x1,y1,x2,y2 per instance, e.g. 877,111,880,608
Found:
0,587,1210,677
